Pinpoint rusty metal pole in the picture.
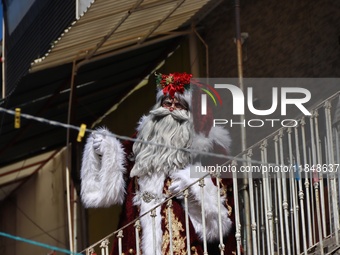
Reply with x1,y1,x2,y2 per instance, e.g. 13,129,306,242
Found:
189,24,200,77
66,56,83,253
234,0,251,254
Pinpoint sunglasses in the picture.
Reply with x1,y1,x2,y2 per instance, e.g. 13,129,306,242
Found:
161,98,188,111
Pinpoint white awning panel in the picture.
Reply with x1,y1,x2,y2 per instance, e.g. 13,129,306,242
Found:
30,0,216,72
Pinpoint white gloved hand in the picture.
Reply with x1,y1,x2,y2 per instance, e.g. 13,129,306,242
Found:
92,132,105,156
169,167,193,200
169,178,186,199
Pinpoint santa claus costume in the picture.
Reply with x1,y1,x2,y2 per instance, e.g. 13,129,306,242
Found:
80,73,238,255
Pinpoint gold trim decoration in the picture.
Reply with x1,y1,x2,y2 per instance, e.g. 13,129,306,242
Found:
162,205,186,254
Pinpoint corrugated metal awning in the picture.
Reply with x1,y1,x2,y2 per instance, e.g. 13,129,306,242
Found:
30,0,216,72
0,0,222,169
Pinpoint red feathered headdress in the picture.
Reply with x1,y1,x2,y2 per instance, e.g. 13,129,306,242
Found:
155,72,192,98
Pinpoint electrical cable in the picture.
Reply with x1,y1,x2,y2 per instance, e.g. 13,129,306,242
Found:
15,205,66,246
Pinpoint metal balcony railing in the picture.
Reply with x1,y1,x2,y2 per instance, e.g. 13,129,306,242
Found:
82,91,340,255
232,91,340,255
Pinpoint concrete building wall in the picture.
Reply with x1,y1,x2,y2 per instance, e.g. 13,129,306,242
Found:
0,149,70,255
201,0,340,78
198,0,340,154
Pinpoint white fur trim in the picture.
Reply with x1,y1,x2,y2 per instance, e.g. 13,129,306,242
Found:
191,126,231,158
208,125,232,152
139,204,163,255
80,127,126,207
136,115,149,132
133,172,166,255
191,132,214,152
169,166,232,242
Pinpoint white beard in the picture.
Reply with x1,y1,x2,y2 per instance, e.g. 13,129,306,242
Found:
130,107,192,177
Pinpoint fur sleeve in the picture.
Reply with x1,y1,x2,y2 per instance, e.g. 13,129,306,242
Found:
170,166,232,242
80,127,126,208
192,126,231,153
171,125,232,241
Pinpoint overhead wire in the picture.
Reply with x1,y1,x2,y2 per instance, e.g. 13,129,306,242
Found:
0,106,271,166
15,204,66,246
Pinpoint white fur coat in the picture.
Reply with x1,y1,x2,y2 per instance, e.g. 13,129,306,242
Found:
80,125,232,255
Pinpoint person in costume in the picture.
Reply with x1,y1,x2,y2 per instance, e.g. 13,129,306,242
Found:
80,73,237,255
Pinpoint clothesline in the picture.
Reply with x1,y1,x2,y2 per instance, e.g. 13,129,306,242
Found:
0,106,267,166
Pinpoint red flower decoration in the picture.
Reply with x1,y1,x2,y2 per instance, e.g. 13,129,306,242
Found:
155,72,192,98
